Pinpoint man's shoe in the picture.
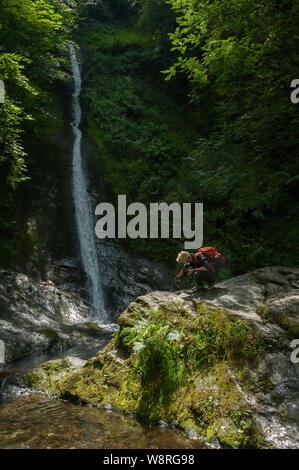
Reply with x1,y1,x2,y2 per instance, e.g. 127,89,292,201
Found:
190,285,202,293
207,282,216,290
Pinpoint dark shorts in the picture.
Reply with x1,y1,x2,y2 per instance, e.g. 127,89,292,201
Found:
193,270,217,286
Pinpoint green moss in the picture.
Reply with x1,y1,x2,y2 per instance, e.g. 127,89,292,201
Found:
37,329,60,341
257,304,299,337
277,316,299,337
84,322,101,330
259,378,275,393
23,359,76,396
23,302,271,448
256,304,270,319
207,418,248,448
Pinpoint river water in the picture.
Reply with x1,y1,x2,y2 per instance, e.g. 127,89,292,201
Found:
0,347,204,450
0,393,204,449
0,324,206,449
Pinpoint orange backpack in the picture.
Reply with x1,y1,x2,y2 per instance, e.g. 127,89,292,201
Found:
193,247,225,270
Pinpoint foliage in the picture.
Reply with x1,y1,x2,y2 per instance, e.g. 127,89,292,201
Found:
116,308,184,399
0,0,77,186
1,0,297,274
0,0,79,265
82,1,299,274
80,21,198,262
115,305,266,402
164,0,299,270
138,0,176,37
187,303,266,367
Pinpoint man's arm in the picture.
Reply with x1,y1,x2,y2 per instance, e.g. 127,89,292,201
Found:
175,268,185,284
185,266,208,275
185,253,210,275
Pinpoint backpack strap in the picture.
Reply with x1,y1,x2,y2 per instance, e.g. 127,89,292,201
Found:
193,252,216,273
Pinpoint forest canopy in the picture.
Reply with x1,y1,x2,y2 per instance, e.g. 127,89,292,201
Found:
80,0,299,272
1,0,298,274
0,0,77,186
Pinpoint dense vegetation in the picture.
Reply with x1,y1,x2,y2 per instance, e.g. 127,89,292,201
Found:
81,0,299,275
115,305,266,401
0,0,80,264
1,0,298,276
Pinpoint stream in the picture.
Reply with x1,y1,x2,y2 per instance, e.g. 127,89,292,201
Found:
0,393,204,449
0,348,204,449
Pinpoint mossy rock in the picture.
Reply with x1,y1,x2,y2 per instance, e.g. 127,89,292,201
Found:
256,304,270,319
277,316,299,337
21,302,273,448
37,329,61,341
84,322,101,330
257,304,299,337
23,358,86,396
206,418,249,448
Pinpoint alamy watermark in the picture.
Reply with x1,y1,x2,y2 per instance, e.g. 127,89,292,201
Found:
290,79,299,104
95,196,203,249
0,339,5,365
290,339,299,364
0,80,5,104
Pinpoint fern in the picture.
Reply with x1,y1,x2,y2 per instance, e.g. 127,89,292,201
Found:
115,309,185,400
115,305,267,402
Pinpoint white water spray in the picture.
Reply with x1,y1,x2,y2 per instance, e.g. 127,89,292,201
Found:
69,43,107,323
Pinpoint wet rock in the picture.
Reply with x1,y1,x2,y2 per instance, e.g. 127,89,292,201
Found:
22,266,298,448
0,245,172,364
95,239,173,320
0,269,110,363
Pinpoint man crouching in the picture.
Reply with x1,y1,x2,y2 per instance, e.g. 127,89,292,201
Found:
175,249,221,291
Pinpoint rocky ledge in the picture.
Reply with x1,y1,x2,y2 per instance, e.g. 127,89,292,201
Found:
0,269,113,363
0,249,173,364
13,267,299,448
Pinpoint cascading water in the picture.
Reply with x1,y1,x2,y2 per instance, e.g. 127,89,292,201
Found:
69,43,108,323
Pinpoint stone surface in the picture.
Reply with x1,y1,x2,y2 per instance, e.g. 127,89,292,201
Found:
18,266,299,448
95,239,173,320
0,248,172,363
0,269,111,363
181,266,299,345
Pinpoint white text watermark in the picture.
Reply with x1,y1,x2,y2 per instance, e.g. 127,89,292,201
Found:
290,79,299,104
0,80,5,104
95,196,203,249
290,339,299,364
0,339,5,365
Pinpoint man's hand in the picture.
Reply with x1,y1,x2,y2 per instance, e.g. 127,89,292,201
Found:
191,267,208,273
185,266,208,276
175,269,184,286
185,268,195,276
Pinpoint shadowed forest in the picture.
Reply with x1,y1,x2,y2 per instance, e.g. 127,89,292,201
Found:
1,0,298,277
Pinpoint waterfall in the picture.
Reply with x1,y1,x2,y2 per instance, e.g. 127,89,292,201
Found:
69,43,108,323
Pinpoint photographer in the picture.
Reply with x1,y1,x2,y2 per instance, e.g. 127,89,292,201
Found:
175,249,223,291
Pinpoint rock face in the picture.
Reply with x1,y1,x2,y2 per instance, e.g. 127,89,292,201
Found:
95,239,173,320
183,266,299,344
0,250,172,364
19,267,299,449
0,269,112,363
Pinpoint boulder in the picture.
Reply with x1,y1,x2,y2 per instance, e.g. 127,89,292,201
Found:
19,267,299,448
0,269,112,363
